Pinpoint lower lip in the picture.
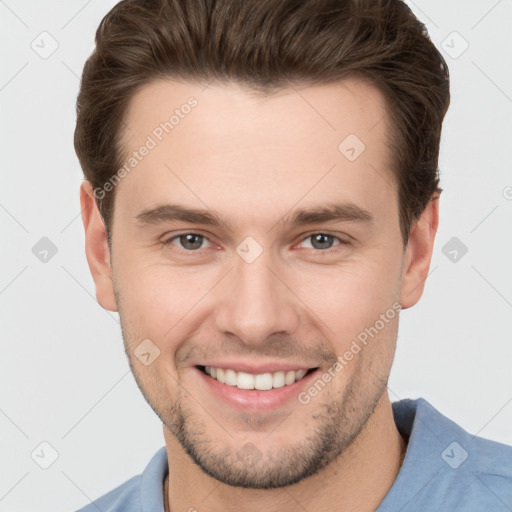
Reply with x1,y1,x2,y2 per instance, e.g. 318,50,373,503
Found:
195,367,319,412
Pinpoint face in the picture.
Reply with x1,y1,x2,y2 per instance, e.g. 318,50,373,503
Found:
83,78,435,489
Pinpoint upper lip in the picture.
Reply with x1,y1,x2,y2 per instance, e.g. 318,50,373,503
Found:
195,360,320,374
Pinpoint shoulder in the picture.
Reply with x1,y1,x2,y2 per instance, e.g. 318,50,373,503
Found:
72,446,168,512
407,397,512,475
73,475,142,512
381,398,512,511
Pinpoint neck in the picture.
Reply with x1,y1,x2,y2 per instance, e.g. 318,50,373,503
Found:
163,394,406,512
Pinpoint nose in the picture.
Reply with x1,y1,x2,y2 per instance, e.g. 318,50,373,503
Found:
214,248,300,348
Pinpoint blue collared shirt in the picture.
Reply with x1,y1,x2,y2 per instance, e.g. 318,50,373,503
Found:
74,398,512,511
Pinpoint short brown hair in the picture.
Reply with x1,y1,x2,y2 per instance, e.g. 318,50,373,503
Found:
74,0,450,245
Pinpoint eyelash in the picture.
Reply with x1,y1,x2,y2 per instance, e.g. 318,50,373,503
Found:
161,231,350,254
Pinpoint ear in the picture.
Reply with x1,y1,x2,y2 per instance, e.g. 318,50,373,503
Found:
80,181,118,312
399,194,440,309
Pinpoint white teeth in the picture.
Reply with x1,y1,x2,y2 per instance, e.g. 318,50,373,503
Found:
284,370,296,385
216,368,225,384
272,371,285,388
237,371,255,389
203,366,312,390
255,373,273,390
295,369,307,381
225,369,238,386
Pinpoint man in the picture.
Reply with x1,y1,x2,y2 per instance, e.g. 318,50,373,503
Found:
73,0,512,510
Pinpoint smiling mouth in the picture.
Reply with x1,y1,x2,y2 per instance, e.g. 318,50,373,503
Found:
197,365,319,391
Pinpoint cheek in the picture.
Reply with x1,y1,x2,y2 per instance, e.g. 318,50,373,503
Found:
286,257,402,376
114,260,213,342
296,255,401,327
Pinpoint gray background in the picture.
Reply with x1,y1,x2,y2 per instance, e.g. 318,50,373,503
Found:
1,1,511,511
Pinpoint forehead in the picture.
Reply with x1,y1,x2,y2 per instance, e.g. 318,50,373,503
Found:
115,78,397,230
121,77,392,155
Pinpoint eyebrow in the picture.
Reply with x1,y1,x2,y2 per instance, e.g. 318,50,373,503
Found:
134,202,374,230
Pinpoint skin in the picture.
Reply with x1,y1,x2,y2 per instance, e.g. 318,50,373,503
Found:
81,78,439,511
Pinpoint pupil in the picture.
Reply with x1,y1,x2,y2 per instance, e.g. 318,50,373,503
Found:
312,234,332,250
182,234,203,250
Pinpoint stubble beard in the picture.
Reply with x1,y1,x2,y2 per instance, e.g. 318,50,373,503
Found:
130,353,388,489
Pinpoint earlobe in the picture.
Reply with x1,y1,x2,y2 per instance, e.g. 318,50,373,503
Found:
80,181,118,312
399,194,440,309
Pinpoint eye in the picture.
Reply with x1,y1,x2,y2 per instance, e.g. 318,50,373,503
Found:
298,233,348,251
163,232,212,251
161,231,350,254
